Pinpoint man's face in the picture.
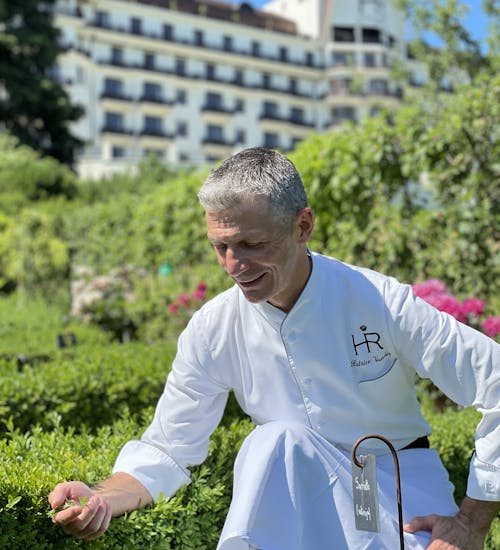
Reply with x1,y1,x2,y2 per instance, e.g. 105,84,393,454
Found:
206,196,313,312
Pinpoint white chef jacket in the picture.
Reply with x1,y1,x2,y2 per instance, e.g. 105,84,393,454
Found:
113,252,500,504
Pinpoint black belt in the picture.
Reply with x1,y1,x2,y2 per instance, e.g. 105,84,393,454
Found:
402,435,430,450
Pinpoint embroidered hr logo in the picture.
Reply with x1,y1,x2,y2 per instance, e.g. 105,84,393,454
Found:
351,325,383,356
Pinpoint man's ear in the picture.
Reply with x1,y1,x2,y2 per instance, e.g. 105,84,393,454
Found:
296,207,314,243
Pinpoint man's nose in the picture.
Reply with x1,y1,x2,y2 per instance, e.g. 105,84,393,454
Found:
225,248,248,276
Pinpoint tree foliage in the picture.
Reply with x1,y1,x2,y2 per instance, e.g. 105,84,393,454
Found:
395,0,500,84
0,0,83,164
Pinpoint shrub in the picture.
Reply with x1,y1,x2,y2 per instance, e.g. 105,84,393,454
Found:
0,412,253,549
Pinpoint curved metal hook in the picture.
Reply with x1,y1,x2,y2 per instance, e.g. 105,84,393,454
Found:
351,434,405,550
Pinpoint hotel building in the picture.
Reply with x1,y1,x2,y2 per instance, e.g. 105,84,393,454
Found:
54,0,409,178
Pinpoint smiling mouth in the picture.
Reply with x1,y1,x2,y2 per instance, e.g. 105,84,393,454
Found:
237,273,266,287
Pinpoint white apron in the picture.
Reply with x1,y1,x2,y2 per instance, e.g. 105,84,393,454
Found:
217,421,459,550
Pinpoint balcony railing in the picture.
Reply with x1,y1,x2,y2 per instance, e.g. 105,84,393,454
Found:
87,18,323,70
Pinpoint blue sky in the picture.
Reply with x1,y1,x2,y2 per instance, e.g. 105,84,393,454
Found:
225,0,490,47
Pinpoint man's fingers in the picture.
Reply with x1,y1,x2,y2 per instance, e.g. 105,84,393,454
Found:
52,504,84,526
404,514,437,533
53,495,111,540
48,484,70,509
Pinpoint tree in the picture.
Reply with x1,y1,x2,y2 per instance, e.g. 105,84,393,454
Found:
0,0,83,165
395,0,499,86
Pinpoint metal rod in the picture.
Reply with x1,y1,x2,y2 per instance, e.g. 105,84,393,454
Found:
351,434,405,550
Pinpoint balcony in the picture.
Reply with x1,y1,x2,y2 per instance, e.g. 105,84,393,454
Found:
201,103,235,114
101,125,134,135
100,91,134,102
86,18,324,70
139,94,175,105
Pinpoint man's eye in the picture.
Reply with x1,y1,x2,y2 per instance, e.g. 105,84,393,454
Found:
214,243,227,252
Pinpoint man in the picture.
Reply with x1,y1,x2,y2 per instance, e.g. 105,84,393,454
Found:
50,147,499,549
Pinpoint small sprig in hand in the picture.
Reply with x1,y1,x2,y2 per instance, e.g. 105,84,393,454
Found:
48,496,89,519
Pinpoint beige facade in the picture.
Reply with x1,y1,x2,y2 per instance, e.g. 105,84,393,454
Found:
54,0,409,179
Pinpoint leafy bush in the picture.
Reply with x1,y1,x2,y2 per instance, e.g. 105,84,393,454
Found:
0,340,177,436
0,134,78,203
0,412,253,549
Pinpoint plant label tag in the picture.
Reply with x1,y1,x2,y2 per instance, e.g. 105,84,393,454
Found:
352,453,380,533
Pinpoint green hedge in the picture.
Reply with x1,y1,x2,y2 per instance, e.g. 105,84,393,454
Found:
0,411,253,549
0,340,179,436
0,408,498,549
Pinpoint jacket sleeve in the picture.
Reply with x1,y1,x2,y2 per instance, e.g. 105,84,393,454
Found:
113,309,230,502
384,278,500,502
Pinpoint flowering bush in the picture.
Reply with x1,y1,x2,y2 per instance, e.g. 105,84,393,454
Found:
168,282,207,318
412,279,499,338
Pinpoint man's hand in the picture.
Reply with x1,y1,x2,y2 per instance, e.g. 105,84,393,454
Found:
49,481,113,541
404,497,499,550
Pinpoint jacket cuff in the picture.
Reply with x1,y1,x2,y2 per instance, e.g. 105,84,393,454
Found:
112,440,191,502
466,452,500,501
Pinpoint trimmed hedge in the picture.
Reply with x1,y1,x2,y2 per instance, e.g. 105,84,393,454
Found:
0,340,179,436
0,411,253,549
0,408,498,548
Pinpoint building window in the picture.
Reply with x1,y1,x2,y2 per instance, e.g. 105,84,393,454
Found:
289,78,298,94
163,24,173,40
205,92,222,110
305,52,314,66
263,101,278,118
263,132,279,148
364,52,376,67
362,28,381,43
145,52,155,70
331,51,355,67
179,152,190,162
105,112,124,131
291,136,302,149
279,46,288,62
144,148,164,158
332,26,355,42
176,89,186,104
234,98,244,112
233,69,243,85
103,78,123,97
262,73,271,90
369,78,388,95
223,35,233,51
144,115,163,135
207,124,223,142
177,121,187,136
290,107,304,124
194,30,204,46
130,17,142,34
143,82,162,101
176,57,185,76
332,106,356,123
235,129,245,144
206,64,216,80
95,10,109,27
111,146,125,158
251,40,260,56
330,78,352,95
111,47,123,65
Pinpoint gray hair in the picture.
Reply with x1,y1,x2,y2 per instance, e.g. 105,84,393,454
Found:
198,147,308,228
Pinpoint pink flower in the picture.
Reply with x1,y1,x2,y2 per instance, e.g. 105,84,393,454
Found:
412,279,447,299
168,303,179,315
177,294,190,306
192,289,206,300
481,317,500,338
197,282,207,292
461,297,485,317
